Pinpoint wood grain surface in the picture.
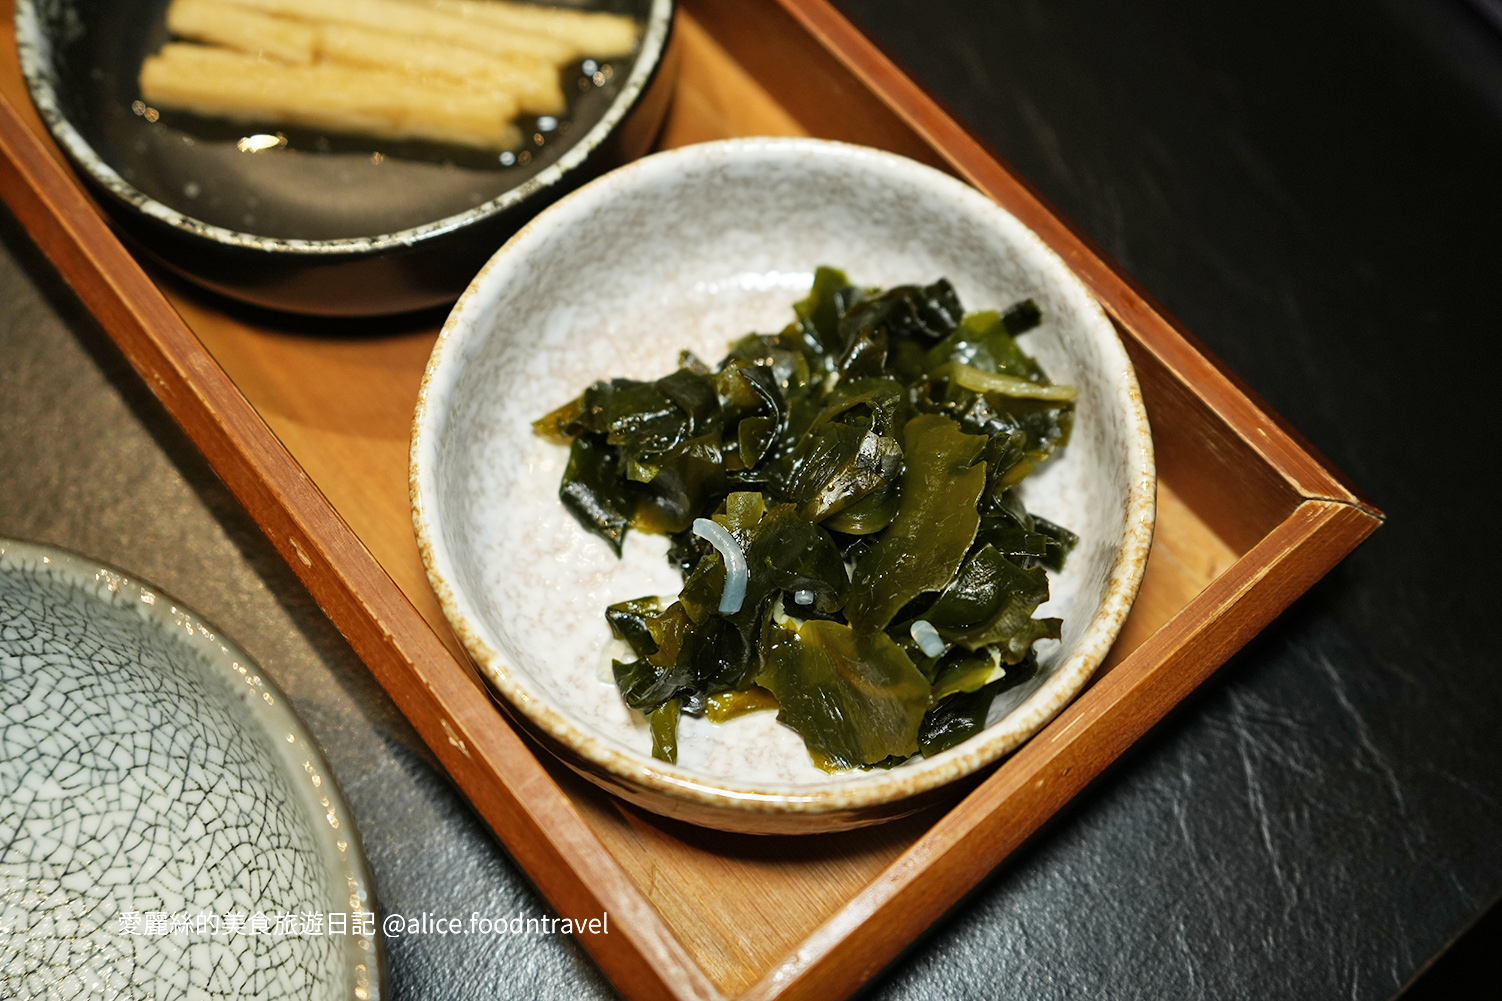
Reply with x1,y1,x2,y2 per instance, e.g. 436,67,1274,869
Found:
0,0,1381,998
0,5,718,999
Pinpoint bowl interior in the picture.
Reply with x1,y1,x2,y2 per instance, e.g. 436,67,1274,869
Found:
21,0,655,241
417,140,1151,806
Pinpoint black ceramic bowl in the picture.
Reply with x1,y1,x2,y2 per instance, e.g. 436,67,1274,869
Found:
15,0,675,316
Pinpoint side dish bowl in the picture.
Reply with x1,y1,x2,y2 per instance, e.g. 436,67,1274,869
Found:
15,0,675,316
410,138,1155,833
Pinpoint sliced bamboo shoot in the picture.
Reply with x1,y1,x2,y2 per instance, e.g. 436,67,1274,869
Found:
320,23,566,116
166,0,317,64
139,44,523,150
399,0,640,59
218,0,575,64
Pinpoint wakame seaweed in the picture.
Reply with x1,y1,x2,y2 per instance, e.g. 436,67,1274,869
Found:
535,268,1077,769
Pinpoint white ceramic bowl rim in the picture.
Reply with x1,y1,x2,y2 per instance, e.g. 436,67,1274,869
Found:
12,0,673,255
411,137,1156,817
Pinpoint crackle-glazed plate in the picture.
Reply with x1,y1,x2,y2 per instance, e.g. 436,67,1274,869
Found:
410,137,1155,833
0,538,382,999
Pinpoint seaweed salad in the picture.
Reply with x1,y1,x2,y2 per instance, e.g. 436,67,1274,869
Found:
534,268,1078,770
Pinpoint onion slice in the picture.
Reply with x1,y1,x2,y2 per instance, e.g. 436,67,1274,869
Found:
693,518,748,614
910,619,945,658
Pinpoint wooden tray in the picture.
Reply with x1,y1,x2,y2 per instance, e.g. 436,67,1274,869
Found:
0,1,1383,998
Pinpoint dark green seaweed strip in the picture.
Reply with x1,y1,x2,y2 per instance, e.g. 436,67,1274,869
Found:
539,268,1078,770
844,413,989,632
756,616,930,769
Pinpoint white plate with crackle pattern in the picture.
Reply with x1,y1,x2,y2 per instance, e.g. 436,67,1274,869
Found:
0,538,382,1000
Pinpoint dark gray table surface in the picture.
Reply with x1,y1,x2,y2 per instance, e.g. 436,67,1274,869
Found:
3,1,1500,998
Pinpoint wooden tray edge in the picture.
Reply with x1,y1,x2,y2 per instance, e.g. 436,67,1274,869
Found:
772,0,1382,520
0,90,725,1001
0,3,1387,996
741,496,1380,1000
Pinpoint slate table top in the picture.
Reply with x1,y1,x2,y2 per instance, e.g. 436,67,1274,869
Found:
3,0,1499,998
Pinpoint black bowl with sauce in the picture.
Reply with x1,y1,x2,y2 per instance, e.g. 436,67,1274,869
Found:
15,0,676,316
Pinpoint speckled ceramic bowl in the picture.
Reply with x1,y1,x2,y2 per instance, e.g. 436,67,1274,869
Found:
14,0,675,316
410,138,1155,833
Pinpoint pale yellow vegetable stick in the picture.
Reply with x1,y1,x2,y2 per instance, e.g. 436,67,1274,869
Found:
168,0,566,115
318,23,567,116
218,0,574,64
139,44,522,150
166,0,316,63
400,0,639,59
166,0,564,114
